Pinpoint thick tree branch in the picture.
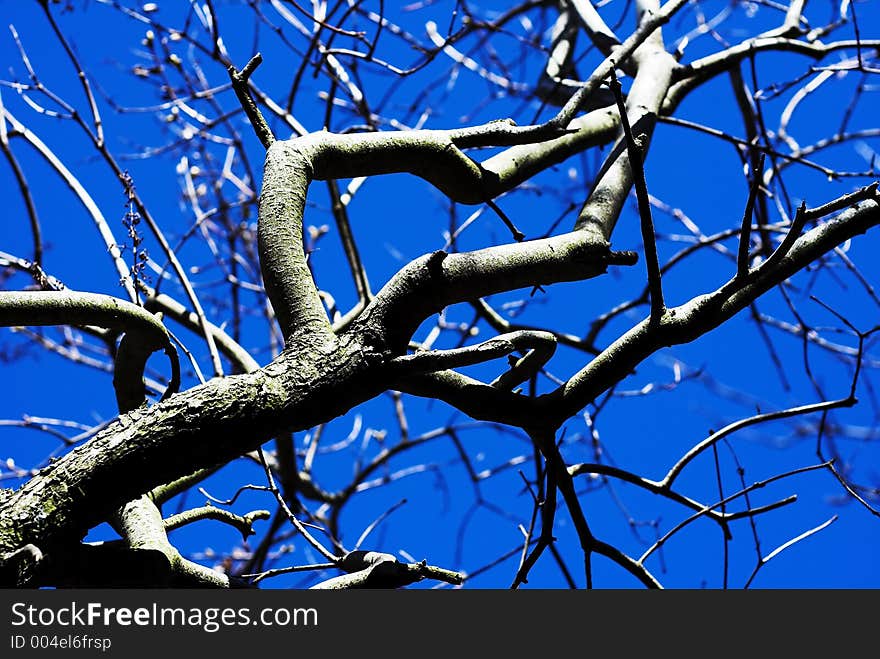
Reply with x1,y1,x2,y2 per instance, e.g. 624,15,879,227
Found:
393,369,540,428
0,330,387,579
576,12,677,237
0,290,180,409
261,123,638,346
356,238,635,352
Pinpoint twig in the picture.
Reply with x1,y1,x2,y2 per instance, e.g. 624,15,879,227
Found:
736,152,766,278
227,54,276,149
608,70,665,321
353,499,407,551
486,199,526,242
256,448,339,562
744,515,837,588
641,462,831,564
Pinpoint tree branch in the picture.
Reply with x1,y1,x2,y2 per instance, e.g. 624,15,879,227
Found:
543,189,880,426
0,290,180,409
227,53,276,150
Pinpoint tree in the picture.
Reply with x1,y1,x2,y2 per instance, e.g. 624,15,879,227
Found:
0,0,878,589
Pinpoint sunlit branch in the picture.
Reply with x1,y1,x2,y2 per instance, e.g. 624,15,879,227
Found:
0,290,180,409
163,506,271,540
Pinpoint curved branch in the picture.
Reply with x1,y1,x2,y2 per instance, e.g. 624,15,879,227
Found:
393,369,540,427
163,506,271,540
388,330,556,380
260,118,637,345
2,109,135,302
0,120,42,265
0,290,180,409
144,292,259,374
662,396,857,487
358,241,635,352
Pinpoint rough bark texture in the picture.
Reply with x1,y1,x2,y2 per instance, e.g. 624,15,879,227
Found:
2,0,878,589
0,117,632,586
0,332,388,581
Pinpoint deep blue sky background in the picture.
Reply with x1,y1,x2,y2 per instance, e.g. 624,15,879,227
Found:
1,0,879,588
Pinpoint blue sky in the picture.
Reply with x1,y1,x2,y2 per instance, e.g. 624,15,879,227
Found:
1,0,879,588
